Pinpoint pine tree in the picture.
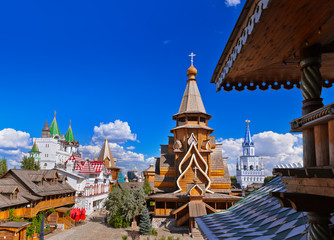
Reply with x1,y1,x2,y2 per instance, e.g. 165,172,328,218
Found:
21,156,40,170
0,157,7,177
139,207,152,235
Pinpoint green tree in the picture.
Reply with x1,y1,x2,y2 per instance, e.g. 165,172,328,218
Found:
142,179,153,195
21,156,40,170
264,176,275,184
105,186,146,227
139,207,152,235
230,176,237,185
0,157,8,177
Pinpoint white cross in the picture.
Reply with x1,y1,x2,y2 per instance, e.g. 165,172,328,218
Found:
193,166,198,178
245,119,250,127
189,52,196,65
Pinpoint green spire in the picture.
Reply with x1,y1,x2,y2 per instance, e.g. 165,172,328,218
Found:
29,141,40,153
50,111,61,138
65,120,75,142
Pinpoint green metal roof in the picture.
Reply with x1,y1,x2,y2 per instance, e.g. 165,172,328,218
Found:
50,111,61,137
29,141,40,153
65,120,75,142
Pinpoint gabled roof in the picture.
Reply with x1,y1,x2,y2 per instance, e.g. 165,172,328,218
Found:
50,112,61,137
98,138,116,167
65,120,75,142
196,177,330,240
29,141,40,153
3,169,75,197
177,64,206,115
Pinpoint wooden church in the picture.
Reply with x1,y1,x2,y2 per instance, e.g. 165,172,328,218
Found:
147,57,242,233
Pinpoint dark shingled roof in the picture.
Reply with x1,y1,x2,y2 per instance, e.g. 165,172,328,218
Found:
0,178,39,209
3,169,75,197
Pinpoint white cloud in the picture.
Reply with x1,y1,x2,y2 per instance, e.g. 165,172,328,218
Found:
225,0,241,7
9,160,21,167
0,128,31,149
0,128,33,169
146,157,156,164
92,120,137,144
126,146,135,150
218,131,303,176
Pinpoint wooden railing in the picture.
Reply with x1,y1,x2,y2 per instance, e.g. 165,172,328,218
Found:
0,196,75,220
155,208,173,216
25,196,75,218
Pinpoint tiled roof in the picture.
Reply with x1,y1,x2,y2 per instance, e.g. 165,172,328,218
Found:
79,161,104,174
196,176,334,240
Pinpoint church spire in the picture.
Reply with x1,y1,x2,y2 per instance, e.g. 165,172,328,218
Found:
243,120,254,146
50,111,61,138
177,53,206,114
65,120,75,142
98,137,116,167
41,120,51,138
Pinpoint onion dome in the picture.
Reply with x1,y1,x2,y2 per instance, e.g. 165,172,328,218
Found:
187,64,197,79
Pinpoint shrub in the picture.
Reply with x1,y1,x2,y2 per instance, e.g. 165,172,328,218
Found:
122,236,127,240
167,237,173,240
151,229,158,236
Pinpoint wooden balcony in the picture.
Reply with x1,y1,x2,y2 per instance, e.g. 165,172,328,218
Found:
0,196,75,220
25,196,75,218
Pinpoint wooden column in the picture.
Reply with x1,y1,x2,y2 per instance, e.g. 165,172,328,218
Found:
314,124,329,166
164,201,166,215
308,212,333,239
303,128,316,167
329,120,334,165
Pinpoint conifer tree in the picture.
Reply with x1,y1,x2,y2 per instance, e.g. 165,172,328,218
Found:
139,207,152,235
21,156,40,170
0,157,7,177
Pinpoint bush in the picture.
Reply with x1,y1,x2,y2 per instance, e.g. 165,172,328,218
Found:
122,236,127,240
167,237,173,240
151,228,158,236
105,186,146,228
109,210,130,228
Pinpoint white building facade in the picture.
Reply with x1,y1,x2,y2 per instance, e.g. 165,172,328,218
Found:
236,121,265,188
56,155,113,216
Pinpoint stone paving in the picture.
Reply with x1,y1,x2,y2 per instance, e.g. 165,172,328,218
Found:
45,213,197,240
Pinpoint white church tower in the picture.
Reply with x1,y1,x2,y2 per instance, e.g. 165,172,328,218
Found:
34,112,80,169
236,120,265,188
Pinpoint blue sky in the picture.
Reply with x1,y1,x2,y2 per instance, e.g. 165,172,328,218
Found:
1,0,333,173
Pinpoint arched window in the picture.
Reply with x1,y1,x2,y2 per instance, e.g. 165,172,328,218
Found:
250,165,254,170
244,165,247,170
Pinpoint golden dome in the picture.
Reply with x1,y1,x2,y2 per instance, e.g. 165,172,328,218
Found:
187,64,197,79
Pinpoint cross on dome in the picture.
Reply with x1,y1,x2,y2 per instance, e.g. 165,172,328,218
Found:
189,52,196,65
245,119,250,127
